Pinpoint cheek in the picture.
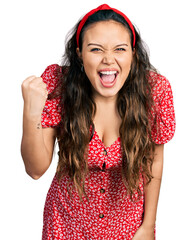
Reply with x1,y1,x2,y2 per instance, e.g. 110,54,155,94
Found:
120,58,132,75
117,54,132,67
83,58,98,84
118,58,132,85
83,54,100,68
84,58,102,83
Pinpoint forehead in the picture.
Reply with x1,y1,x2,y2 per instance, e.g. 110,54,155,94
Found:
82,20,131,45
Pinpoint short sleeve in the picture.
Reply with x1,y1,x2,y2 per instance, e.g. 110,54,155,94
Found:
41,64,62,128
148,72,176,144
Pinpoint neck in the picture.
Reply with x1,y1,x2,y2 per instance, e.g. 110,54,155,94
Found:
94,94,117,108
93,89,118,104
93,94,120,119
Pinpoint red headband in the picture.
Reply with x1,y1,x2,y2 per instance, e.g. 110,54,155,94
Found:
76,4,136,48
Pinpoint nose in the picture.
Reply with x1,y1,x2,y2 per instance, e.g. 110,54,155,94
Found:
102,52,115,65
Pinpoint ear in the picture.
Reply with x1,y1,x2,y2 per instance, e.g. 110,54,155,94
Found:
132,48,136,55
76,47,82,60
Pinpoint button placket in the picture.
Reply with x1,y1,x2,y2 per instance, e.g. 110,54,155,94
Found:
100,188,105,193
98,148,108,220
99,148,108,221
103,149,107,156
102,148,107,171
98,186,106,219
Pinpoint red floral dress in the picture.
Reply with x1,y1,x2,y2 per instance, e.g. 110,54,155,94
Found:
41,64,176,239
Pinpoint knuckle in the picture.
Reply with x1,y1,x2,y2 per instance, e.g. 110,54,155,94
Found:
22,79,30,88
22,75,35,86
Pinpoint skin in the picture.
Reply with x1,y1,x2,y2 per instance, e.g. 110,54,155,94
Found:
21,19,164,240
77,20,134,101
132,143,164,240
21,76,55,179
77,20,135,147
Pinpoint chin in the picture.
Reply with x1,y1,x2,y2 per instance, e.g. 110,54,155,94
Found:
98,89,119,99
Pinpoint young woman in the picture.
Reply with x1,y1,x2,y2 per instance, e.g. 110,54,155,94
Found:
21,4,176,240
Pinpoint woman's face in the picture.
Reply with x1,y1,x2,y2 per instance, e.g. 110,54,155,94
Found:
77,20,134,101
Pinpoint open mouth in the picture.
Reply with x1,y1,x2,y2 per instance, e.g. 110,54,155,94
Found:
98,71,118,84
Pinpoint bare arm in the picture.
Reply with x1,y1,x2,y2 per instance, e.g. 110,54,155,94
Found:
133,144,164,239
21,110,56,179
142,144,164,227
20,76,57,179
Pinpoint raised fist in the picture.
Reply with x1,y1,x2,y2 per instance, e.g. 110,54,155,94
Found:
21,76,48,116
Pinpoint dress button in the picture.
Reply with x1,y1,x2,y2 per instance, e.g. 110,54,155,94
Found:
103,149,107,155
100,188,105,193
102,162,106,171
99,213,104,218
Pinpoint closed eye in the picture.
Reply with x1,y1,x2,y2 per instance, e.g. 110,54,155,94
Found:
90,48,102,52
115,48,126,51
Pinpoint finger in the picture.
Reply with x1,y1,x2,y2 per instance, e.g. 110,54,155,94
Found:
26,75,37,82
22,76,36,88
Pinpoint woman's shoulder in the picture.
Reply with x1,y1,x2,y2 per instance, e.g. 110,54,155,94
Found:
41,64,63,92
147,71,176,144
41,64,63,128
41,64,69,97
148,71,172,95
147,71,175,107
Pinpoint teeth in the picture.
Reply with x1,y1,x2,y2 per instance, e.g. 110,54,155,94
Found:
99,71,117,75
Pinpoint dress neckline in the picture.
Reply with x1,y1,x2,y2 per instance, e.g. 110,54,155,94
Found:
93,129,121,149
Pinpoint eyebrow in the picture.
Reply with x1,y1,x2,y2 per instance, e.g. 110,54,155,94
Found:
87,43,129,48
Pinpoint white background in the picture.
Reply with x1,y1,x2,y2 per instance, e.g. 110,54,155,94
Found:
0,0,195,239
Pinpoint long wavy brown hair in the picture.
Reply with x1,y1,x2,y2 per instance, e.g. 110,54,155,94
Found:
49,10,158,202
